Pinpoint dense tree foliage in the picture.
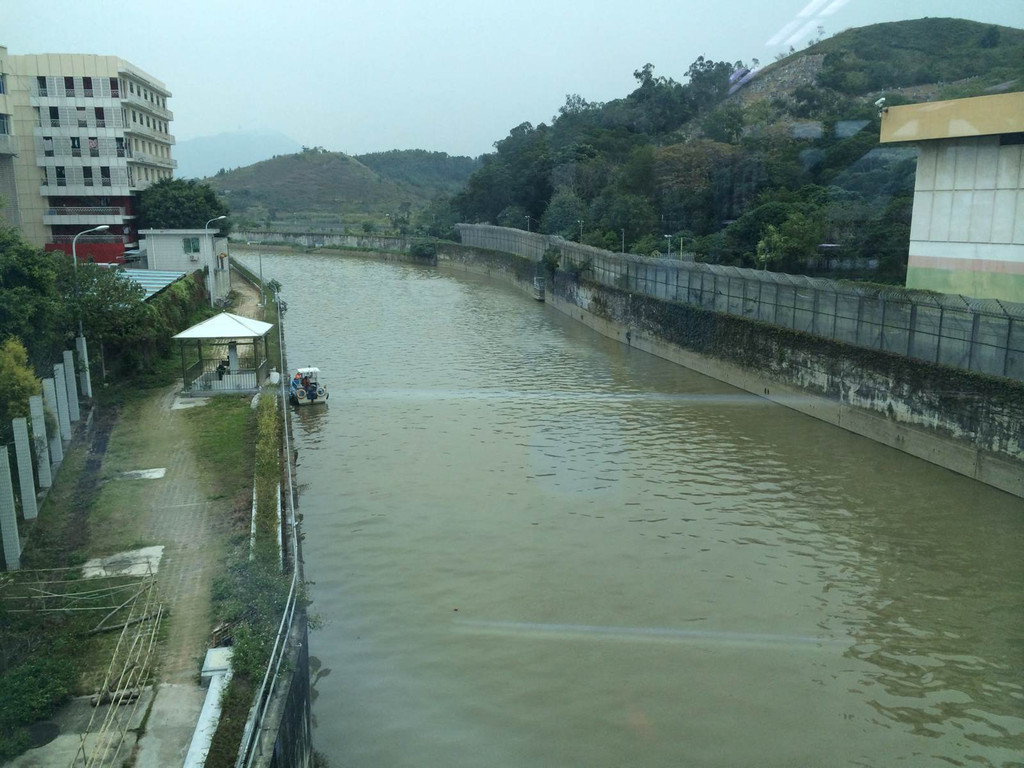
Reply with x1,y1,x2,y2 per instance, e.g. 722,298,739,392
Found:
137,178,230,232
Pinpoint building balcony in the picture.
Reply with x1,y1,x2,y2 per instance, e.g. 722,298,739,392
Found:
50,233,126,244
129,151,177,168
125,123,175,144
41,183,132,197
0,134,15,156
121,91,173,120
44,206,133,226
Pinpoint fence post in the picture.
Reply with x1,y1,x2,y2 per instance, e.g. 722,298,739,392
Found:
935,307,945,364
879,297,888,352
41,379,63,463
1003,318,1014,378
29,396,51,489
76,336,93,398
967,311,981,371
63,350,81,422
12,419,37,520
0,447,20,571
53,364,72,441
907,303,917,358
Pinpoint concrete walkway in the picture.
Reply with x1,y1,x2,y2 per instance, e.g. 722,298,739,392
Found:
134,273,265,767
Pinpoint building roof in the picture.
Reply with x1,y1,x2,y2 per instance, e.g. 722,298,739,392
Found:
880,92,1024,144
123,269,186,300
173,312,274,340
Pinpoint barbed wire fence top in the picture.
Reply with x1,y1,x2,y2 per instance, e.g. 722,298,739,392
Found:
455,224,1024,381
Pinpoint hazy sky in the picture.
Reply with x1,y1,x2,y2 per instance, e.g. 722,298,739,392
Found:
5,0,1022,157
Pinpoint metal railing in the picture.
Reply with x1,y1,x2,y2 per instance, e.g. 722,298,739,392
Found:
456,224,1024,381
50,233,124,243
235,291,302,768
46,206,126,216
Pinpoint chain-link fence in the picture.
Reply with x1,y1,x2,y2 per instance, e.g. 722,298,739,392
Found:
456,224,1024,381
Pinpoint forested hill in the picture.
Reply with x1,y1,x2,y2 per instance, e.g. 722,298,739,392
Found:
207,147,476,229
354,150,479,194
446,17,1023,283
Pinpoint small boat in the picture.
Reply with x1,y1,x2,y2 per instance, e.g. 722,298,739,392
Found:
289,367,329,405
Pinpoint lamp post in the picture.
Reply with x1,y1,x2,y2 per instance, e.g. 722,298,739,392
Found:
71,224,109,398
577,219,584,242
621,229,625,254
664,234,672,258
205,215,227,307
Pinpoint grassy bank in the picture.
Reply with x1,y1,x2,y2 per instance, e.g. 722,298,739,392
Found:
204,389,290,768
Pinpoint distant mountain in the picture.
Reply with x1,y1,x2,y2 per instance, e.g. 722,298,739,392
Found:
174,130,304,179
206,147,475,228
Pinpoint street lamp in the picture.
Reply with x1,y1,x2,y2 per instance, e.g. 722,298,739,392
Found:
577,219,584,242
664,234,672,258
205,216,227,307
621,229,625,254
71,224,109,398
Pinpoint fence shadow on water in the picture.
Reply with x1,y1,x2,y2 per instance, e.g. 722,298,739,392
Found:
456,224,1024,381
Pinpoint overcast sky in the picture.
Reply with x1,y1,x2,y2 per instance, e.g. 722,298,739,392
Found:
5,0,1022,157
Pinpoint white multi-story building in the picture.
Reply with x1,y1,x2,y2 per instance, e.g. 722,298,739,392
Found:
0,45,175,262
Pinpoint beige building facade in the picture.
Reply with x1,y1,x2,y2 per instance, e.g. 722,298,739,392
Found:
0,45,175,261
880,92,1024,303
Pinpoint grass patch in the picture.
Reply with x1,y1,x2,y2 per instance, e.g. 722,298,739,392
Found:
182,396,255,500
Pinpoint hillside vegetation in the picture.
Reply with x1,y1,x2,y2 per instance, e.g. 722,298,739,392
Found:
444,17,1021,283
208,148,476,230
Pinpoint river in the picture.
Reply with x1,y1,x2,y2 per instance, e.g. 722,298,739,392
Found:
238,251,1024,768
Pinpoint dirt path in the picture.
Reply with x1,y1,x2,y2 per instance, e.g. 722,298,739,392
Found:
231,269,263,321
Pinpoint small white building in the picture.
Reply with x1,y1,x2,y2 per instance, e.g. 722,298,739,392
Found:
140,229,231,305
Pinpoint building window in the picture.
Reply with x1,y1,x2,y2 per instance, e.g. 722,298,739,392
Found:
0,114,9,135
83,166,93,187
42,136,53,156
49,106,59,127
64,76,75,97
116,137,125,157
82,76,93,97
89,137,99,157
183,237,200,254
71,137,81,157
0,75,5,95
100,167,111,187
36,76,47,97
56,166,66,187
94,107,105,127
129,82,134,94
132,110,137,123
77,106,87,127
110,77,119,97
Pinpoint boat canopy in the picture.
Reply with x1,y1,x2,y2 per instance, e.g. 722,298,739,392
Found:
295,367,320,375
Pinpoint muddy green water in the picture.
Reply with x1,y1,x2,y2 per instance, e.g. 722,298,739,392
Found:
242,252,1023,768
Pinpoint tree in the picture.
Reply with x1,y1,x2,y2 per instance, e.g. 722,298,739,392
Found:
756,224,785,270
137,178,230,231
0,226,61,368
540,187,587,239
702,104,745,144
0,338,39,443
53,259,149,346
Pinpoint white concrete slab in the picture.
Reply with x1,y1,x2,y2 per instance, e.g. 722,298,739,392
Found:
82,545,165,578
134,684,208,768
121,468,166,480
171,396,211,410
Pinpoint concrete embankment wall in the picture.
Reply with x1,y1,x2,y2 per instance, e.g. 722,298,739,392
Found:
438,245,1024,499
234,230,410,252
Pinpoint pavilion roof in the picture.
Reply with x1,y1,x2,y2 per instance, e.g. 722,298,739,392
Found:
173,312,273,340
